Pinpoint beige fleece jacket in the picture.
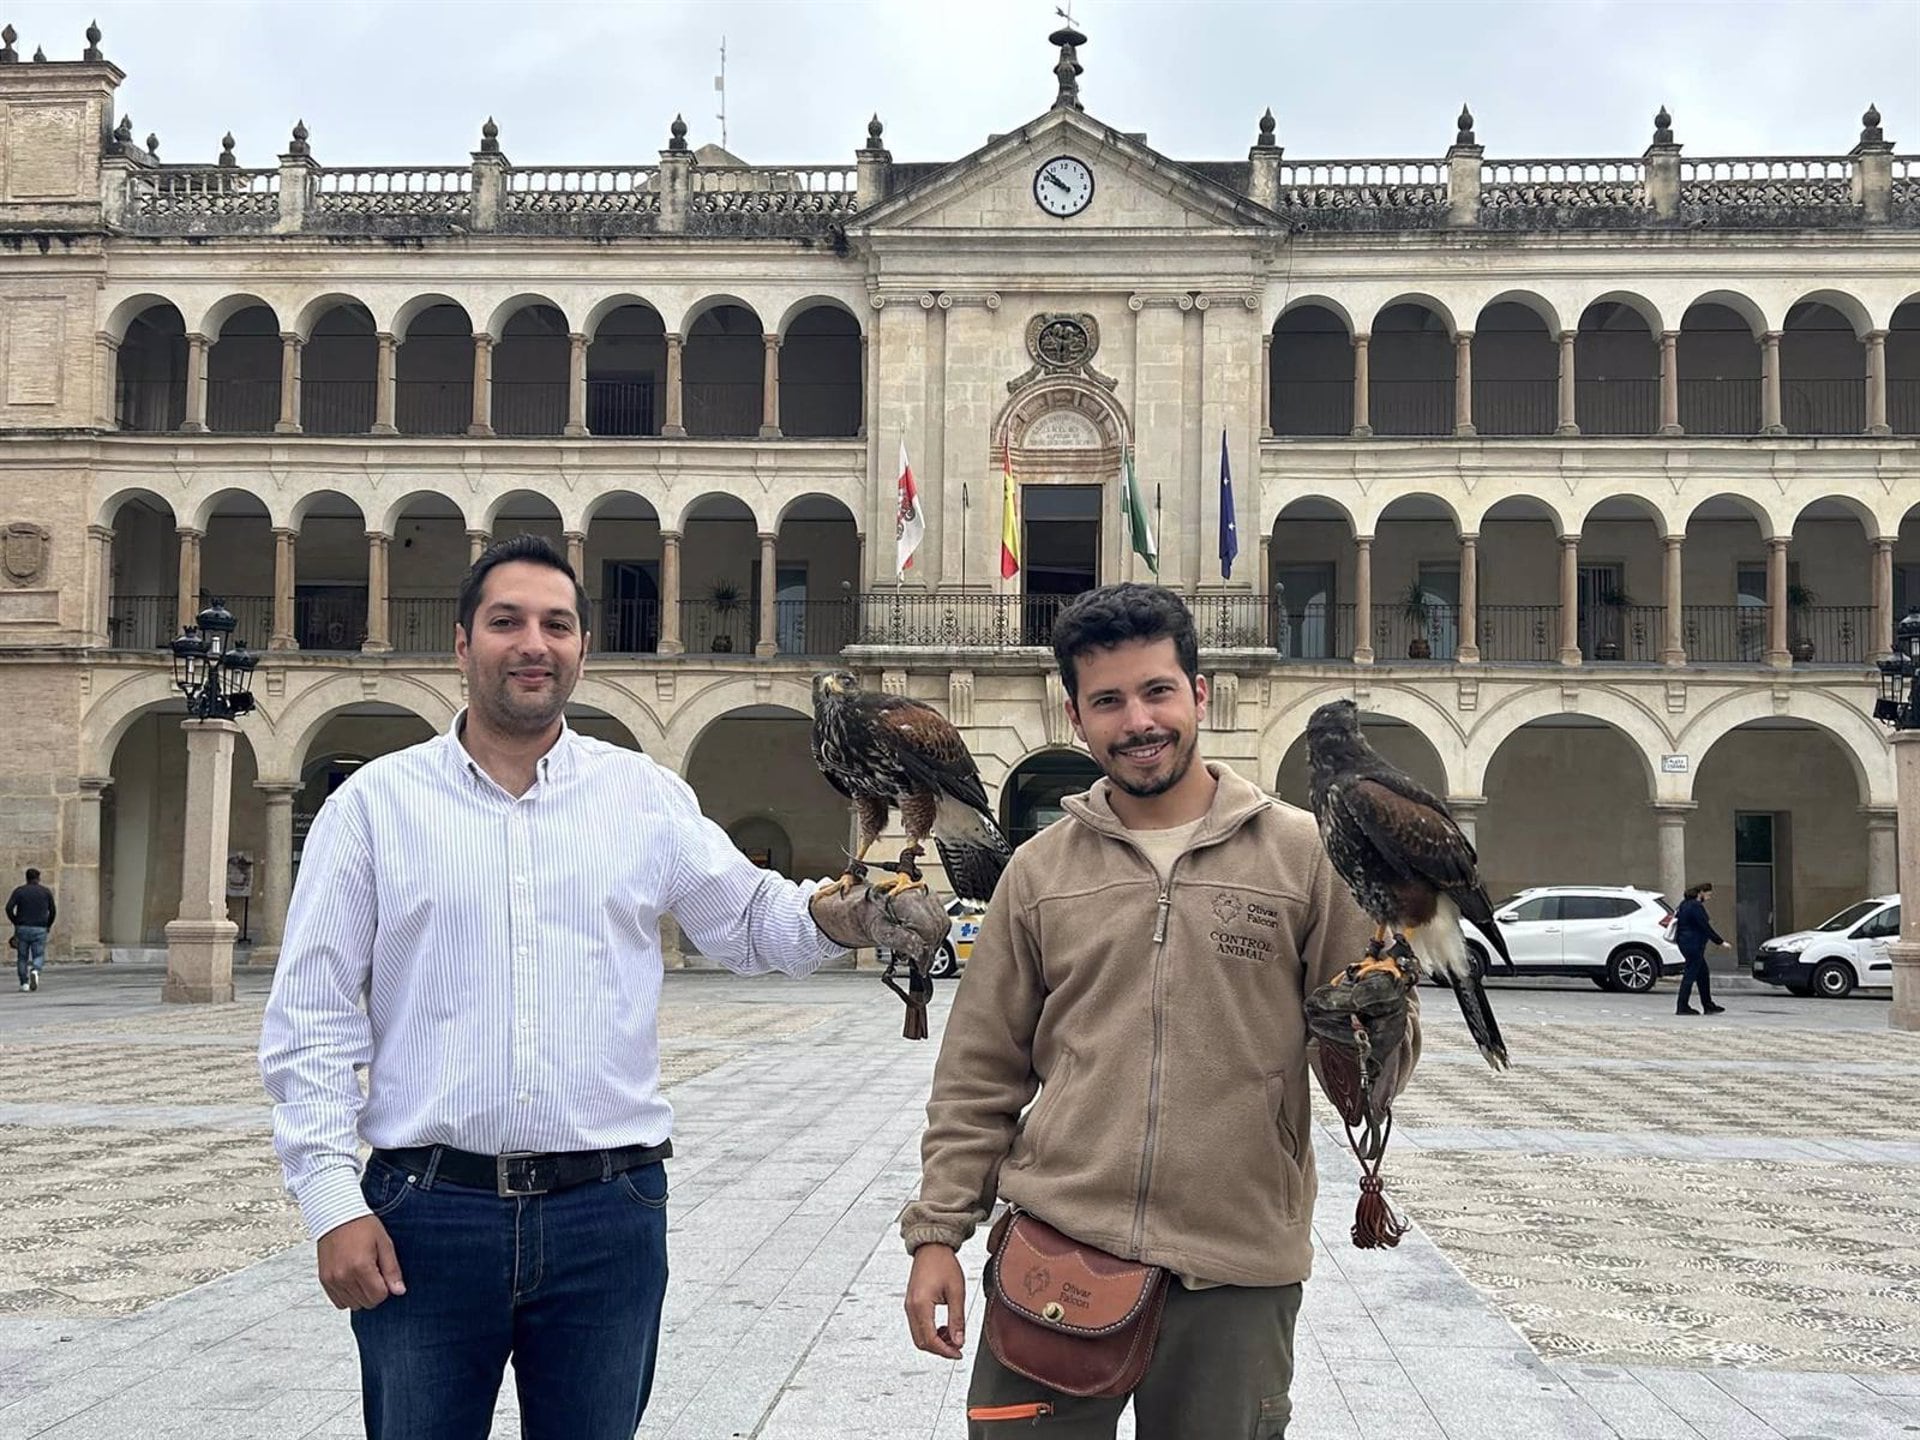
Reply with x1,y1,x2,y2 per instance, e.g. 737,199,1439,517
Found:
899,764,1420,1289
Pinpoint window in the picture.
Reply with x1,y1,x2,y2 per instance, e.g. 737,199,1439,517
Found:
1505,896,1555,923
1559,895,1640,921
1858,905,1901,940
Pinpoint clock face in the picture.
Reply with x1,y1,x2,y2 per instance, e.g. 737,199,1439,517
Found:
1033,156,1094,217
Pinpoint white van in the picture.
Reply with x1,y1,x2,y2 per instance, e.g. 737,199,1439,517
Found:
1750,895,1900,998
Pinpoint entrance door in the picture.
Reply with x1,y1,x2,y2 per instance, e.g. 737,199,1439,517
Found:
1021,485,1101,645
1273,563,1337,658
1733,810,1779,962
1576,562,1625,659
600,560,660,654
1417,562,1460,660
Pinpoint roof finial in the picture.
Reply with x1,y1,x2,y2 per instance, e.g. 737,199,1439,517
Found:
30,44,43,62
668,113,689,152
145,131,159,158
1455,103,1475,147
1653,105,1674,146
1048,12,1086,112
1862,103,1885,145
0,25,16,63
480,116,499,153
288,118,309,157
113,114,132,147
867,113,884,146
218,132,237,167
1255,107,1277,150
83,18,102,61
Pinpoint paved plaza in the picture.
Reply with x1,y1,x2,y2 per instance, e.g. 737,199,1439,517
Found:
0,964,1914,1438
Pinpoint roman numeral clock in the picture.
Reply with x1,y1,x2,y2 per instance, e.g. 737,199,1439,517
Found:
1033,155,1094,217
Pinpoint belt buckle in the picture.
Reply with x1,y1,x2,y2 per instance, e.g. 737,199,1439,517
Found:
495,1151,549,1198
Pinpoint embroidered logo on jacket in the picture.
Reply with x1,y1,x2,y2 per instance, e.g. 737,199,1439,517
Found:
1211,894,1243,926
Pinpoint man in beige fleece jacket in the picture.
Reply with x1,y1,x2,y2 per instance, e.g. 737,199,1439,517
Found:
899,583,1420,1438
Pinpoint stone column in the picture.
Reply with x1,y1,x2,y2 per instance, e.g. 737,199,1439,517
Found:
1457,533,1480,663
96,333,120,430
1350,335,1372,437
1865,806,1899,899
86,524,113,647
658,531,684,654
1556,329,1579,435
1765,535,1791,667
250,780,300,967
760,334,782,438
1260,330,1274,438
1352,535,1374,664
1453,331,1475,437
1891,730,1920,1031
1653,802,1694,903
1661,534,1686,665
565,332,589,437
65,776,110,963
270,527,297,650
1558,535,1581,664
274,333,303,434
1658,330,1682,436
372,332,399,435
1445,796,1485,848
163,719,242,1005
468,334,494,437
1873,537,1896,661
564,529,586,579
1866,330,1891,436
467,528,490,565
362,531,392,654
755,532,779,656
662,333,686,437
176,527,203,632
1761,330,1785,435
180,333,210,433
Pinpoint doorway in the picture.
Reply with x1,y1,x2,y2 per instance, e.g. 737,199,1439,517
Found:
1272,563,1337,658
1022,485,1101,644
1576,561,1626,659
600,560,660,654
1733,810,1787,962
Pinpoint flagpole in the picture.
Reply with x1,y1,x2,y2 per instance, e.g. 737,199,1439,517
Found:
961,482,969,591
1155,483,1163,589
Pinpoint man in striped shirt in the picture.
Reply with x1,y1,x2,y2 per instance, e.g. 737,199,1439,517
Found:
261,535,943,1440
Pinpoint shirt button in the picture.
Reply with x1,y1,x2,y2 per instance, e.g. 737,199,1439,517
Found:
517,1092,531,1104
515,875,527,885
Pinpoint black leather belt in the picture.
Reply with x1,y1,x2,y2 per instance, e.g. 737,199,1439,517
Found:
372,1140,672,1199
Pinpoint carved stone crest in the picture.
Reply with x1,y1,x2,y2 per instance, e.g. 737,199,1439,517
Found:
1009,312,1116,394
2,523,48,585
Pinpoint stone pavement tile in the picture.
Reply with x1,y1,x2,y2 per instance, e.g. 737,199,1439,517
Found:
1551,1366,1707,1440
0,1365,149,1440
1854,1372,1920,1395
1628,1369,1791,1439
1328,1361,1449,1439
1391,1346,1619,1440
1701,1369,1914,1437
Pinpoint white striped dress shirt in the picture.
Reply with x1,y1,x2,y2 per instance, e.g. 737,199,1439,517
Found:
259,713,843,1241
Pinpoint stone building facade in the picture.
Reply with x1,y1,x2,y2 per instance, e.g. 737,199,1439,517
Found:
1,24,1916,970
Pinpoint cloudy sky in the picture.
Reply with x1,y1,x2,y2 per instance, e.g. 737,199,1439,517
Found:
9,0,1918,168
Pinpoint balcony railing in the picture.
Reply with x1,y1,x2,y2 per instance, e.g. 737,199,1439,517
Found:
302,379,377,434
1683,605,1769,663
390,598,459,653
1477,605,1561,663
1792,605,1880,664
105,595,180,651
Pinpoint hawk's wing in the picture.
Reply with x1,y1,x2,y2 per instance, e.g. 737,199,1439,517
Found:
1336,776,1480,894
868,693,996,816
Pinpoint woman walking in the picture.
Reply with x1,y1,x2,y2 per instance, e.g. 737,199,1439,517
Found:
1673,882,1726,1015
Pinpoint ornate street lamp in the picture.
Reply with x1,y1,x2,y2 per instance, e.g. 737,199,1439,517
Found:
160,598,260,1005
1874,607,1920,1032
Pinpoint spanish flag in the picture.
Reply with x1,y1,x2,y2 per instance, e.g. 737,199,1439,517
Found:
1000,447,1021,580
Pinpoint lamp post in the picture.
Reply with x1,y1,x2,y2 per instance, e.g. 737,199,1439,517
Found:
161,600,259,1004
1873,608,1920,1031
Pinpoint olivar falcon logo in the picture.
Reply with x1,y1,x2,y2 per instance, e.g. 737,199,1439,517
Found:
1211,894,1243,927
1209,892,1271,962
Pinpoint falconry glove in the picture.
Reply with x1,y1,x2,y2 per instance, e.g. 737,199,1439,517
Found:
808,878,950,1040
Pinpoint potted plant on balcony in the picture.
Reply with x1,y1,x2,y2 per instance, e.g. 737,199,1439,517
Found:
708,578,741,652
1787,582,1817,662
1593,585,1632,661
1400,582,1434,659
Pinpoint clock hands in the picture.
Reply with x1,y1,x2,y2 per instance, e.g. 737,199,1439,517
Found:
1045,171,1074,194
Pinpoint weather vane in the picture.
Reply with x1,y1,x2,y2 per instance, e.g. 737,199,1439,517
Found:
1055,5,1078,26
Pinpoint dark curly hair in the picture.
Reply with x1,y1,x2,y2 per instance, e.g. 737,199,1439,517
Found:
1050,583,1200,701
457,534,592,639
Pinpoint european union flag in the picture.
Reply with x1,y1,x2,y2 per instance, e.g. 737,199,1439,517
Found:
1218,430,1238,580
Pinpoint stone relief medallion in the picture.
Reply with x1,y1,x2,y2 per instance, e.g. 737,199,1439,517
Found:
1,522,48,585
1009,312,1117,394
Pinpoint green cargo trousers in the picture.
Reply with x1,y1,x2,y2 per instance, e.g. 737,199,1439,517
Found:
965,1279,1302,1437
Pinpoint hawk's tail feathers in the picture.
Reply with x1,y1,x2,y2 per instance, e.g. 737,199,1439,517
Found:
931,795,1014,904
1405,894,1510,1071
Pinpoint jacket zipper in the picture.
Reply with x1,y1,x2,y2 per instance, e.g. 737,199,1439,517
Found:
1132,855,1179,1256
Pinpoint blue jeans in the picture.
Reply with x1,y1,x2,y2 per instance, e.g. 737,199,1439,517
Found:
1677,949,1715,1009
350,1154,669,1440
13,926,47,985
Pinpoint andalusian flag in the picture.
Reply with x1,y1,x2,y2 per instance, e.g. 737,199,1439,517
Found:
1121,448,1157,574
1000,447,1021,579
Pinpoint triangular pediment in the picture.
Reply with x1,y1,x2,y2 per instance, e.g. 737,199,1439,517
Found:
850,107,1282,236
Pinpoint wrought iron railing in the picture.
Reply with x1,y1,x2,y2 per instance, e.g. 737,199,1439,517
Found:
1677,377,1762,436
1583,604,1663,662
1574,377,1659,435
1791,605,1879,664
389,598,459,653
678,599,756,654
1683,605,1769,663
205,379,281,433
294,592,368,651
301,378,378,434
492,381,568,437
1780,378,1866,435
1369,379,1455,436
851,593,1070,649
586,379,656,436
1477,605,1560,662
105,595,180,650
1272,603,1354,660
394,380,472,435
1470,379,1558,435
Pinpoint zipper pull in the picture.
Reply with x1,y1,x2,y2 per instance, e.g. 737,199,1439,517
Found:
1153,891,1170,944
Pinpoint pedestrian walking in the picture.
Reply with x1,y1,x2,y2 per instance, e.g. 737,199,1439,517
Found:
260,535,944,1440
1674,882,1727,1015
5,867,55,993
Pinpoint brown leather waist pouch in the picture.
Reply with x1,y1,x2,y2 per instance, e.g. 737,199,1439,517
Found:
982,1209,1171,1398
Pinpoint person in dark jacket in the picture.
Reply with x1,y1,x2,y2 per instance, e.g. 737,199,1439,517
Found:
1672,882,1725,1015
6,867,56,993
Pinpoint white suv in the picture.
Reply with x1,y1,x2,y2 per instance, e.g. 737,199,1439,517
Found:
1751,895,1899,998
1460,886,1682,994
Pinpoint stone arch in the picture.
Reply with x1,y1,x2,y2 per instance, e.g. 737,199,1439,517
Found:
1680,289,1767,338
105,292,182,344
378,488,476,538
1576,491,1677,538
1275,294,1357,335
1683,491,1782,540
1269,303,1355,436
665,488,770,538
1463,492,1572,538
1268,699,1457,810
293,292,373,340
565,681,665,753
1266,491,1357,536
993,378,1131,478
84,669,193,776
680,694,845,880
1576,290,1666,336
776,294,864,338
1786,288,1873,339
271,679,459,781
483,292,571,341
196,292,280,339
676,292,763,337
1259,684,1466,796
96,485,176,530
1476,289,1564,336
186,484,280,535
391,293,469,339
286,486,366,532
1362,491,1464,537
999,746,1104,846
583,293,664,340
659,678,819,772
1676,689,1889,807
483,488,565,536
1461,690,1666,801
1370,292,1459,339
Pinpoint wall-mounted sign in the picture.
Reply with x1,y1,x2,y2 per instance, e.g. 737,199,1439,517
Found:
1660,754,1689,773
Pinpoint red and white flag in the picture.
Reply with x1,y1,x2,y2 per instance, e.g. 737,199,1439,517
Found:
895,440,926,576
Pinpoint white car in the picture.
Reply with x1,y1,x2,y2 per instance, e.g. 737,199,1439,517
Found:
1459,885,1682,994
1751,895,1899,998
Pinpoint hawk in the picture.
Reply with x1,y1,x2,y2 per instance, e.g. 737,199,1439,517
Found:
810,671,1013,903
1305,699,1510,1069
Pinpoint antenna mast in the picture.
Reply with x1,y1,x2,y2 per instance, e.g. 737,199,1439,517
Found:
715,36,728,150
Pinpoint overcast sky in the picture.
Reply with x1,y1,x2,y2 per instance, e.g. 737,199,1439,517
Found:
10,0,1919,168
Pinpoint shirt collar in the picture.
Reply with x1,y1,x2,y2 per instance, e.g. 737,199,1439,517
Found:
443,707,576,789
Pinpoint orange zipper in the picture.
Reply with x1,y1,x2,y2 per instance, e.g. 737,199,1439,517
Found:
968,1401,1055,1422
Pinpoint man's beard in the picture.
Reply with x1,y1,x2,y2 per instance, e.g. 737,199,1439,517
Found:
475,665,573,736
1102,728,1197,799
